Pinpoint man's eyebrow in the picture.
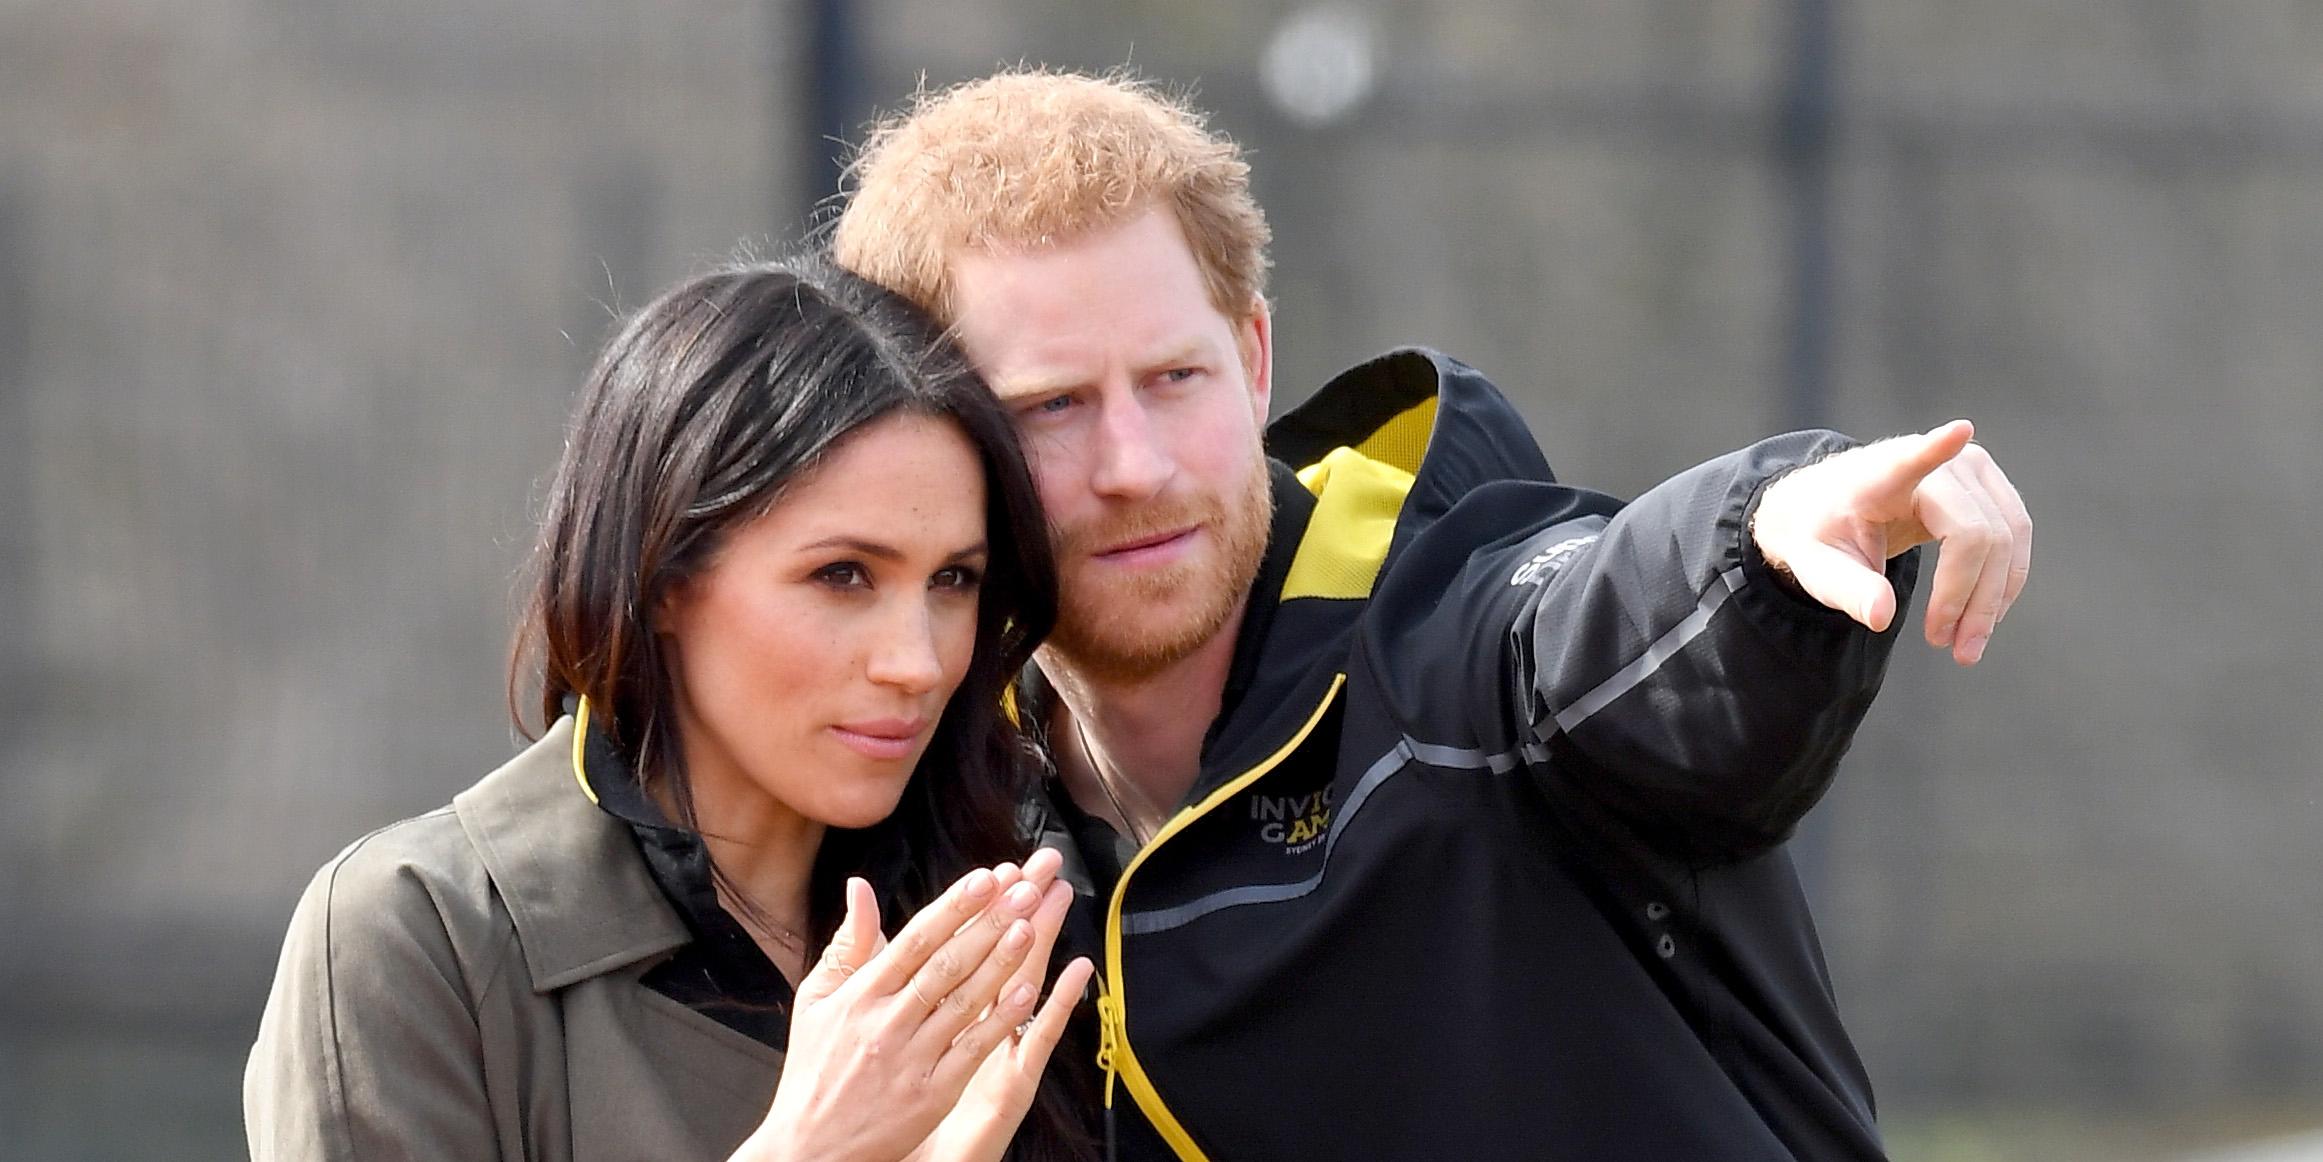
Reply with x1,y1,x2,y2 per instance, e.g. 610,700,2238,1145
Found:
990,374,1079,401
1139,342,1209,371
989,344,1216,400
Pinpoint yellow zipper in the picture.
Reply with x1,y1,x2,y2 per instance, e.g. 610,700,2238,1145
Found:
1096,674,1347,1161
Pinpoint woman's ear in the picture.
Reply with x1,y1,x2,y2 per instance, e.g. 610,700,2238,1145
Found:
651,576,691,640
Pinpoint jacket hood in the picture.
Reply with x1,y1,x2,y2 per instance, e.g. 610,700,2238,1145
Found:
1261,347,1557,605
1270,348,1555,502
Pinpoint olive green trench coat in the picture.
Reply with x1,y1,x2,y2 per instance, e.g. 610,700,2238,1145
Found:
244,717,783,1160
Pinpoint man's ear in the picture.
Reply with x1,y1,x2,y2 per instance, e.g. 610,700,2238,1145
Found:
1236,299,1274,425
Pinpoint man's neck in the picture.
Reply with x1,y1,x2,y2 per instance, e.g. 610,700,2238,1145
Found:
1044,597,1248,840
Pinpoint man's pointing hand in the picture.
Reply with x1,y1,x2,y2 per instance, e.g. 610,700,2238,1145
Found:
1751,420,2031,666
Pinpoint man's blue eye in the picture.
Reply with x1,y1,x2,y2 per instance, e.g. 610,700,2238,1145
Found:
1034,396,1073,414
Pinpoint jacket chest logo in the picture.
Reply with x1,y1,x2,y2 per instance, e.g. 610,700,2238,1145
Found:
1509,534,1598,586
1250,788,1334,854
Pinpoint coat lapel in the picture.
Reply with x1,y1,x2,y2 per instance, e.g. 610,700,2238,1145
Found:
453,718,689,992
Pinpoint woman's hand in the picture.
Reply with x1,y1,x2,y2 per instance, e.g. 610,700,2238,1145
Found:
907,853,1094,1162
728,854,1071,1162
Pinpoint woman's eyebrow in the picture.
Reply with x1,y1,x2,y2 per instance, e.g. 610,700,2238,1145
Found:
798,535,904,561
797,537,990,564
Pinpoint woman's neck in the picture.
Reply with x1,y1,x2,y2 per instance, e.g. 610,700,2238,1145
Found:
654,756,827,983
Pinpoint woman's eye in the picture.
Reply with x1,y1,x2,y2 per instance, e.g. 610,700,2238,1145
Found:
814,562,871,588
932,565,984,592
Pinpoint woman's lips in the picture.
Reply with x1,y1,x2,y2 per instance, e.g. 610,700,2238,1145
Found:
831,718,925,761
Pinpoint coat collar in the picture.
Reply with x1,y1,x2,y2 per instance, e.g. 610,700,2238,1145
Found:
452,716,690,992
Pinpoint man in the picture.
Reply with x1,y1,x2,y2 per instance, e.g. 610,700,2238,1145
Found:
834,71,2028,1161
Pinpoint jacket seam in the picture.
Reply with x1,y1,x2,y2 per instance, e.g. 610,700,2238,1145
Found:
318,823,413,1162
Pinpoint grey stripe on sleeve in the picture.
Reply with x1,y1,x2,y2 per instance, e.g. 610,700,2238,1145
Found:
1548,566,1746,735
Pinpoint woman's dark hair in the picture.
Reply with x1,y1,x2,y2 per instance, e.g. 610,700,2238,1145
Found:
511,255,1091,1159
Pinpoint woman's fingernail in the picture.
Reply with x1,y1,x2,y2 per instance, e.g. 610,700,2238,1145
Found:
963,870,994,899
1004,881,1040,911
1009,982,1038,1009
1004,919,1031,949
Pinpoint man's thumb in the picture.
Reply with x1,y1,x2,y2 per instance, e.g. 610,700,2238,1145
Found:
1780,540,1898,631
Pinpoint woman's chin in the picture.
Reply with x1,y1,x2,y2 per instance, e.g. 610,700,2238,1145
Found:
813,788,914,832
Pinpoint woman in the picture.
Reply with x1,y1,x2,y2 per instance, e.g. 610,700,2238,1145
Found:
246,256,1097,1161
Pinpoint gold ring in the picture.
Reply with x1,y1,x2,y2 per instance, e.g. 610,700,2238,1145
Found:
907,979,940,1011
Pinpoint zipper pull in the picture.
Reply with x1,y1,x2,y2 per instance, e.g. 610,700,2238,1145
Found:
1095,987,1123,1107
1096,982,1123,1161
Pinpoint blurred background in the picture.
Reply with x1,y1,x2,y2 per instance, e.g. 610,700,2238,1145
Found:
3,1,2319,1158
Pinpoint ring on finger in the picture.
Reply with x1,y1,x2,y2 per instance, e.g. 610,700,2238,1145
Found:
907,978,940,1011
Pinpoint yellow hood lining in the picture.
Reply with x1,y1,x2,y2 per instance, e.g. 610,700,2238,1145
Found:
1281,397,1432,602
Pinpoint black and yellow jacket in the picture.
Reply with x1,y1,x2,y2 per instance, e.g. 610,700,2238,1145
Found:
1037,348,1916,1161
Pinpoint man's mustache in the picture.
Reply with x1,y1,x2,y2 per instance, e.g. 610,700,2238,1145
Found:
1054,497,1217,559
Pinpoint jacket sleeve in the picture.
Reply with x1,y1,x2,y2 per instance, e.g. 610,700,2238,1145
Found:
1372,430,1917,866
245,828,505,1162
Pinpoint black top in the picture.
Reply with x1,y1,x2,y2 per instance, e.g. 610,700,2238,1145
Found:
577,713,796,1050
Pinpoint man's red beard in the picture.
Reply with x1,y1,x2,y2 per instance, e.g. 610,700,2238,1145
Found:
1042,458,1273,684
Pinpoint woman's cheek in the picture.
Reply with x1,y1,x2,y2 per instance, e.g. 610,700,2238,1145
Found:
938,601,979,688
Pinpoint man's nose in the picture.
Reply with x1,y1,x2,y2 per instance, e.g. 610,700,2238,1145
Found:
1089,395,1171,500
